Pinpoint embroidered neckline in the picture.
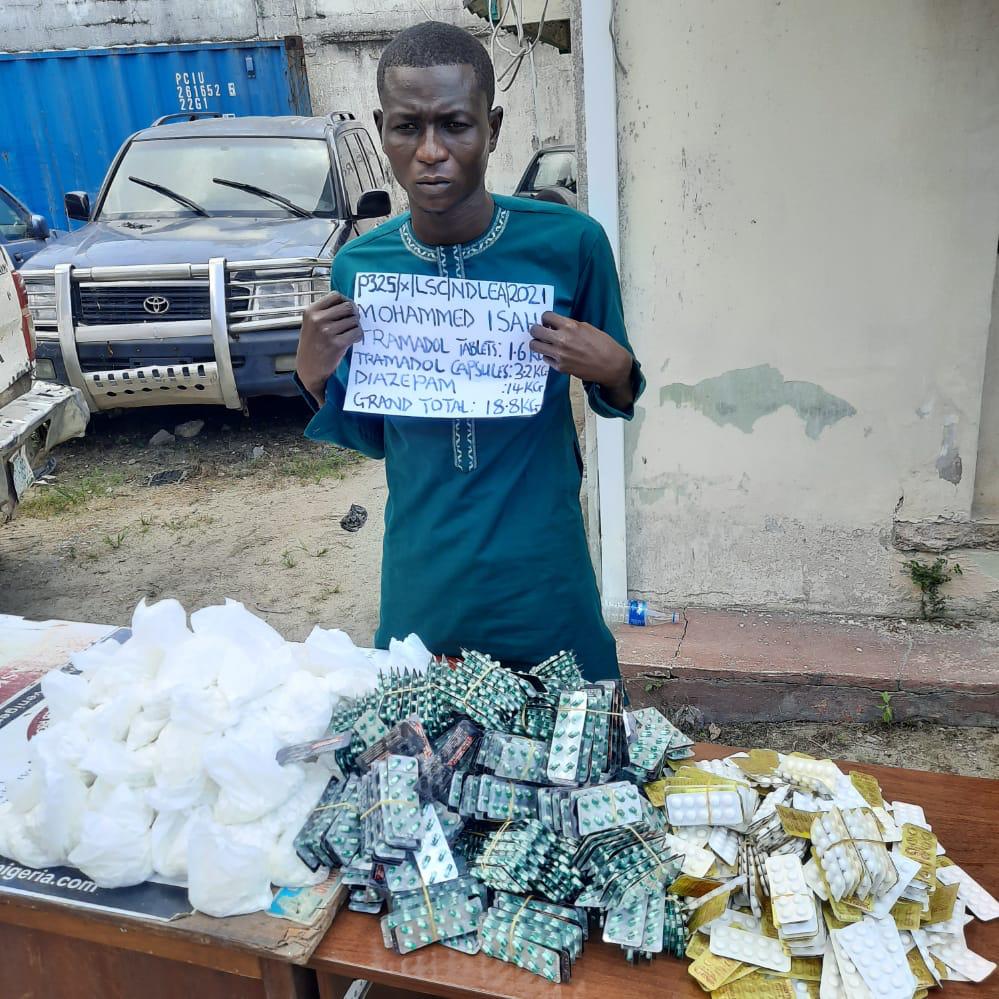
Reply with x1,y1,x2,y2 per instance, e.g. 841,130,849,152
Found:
400,203,510,262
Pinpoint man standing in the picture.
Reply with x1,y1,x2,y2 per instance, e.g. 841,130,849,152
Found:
296,21,644,680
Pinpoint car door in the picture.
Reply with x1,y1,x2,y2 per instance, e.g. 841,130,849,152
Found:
0,189,46,267
336,129,387,236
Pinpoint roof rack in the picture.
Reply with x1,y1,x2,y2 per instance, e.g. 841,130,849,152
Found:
151,112,225,126
327,110,356,123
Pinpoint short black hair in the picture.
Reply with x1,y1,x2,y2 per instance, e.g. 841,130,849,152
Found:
377,21,495,108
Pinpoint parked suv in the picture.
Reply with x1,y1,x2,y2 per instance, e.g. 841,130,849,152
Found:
22,112,390,412
0,184,60,267
0,246,88,520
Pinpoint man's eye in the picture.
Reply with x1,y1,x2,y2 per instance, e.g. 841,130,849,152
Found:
394,123,417,131
446,121,470,130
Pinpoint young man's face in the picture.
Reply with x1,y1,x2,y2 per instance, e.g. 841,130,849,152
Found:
375,64,503,218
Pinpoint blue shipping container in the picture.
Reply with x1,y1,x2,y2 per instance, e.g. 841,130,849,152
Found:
0,38,312,229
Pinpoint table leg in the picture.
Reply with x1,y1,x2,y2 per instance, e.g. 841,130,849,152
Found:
261,958,319,999
316,972,356,999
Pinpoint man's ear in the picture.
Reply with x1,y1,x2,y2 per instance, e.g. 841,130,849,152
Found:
488,106,504,153
373,109,384,144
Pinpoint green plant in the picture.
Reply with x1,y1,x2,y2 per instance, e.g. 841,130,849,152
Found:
879,691,894,725
312,583,342,603
279,448,358,484
18,470,125,518
103,530,127,550
297,541,330,558
902,557,961,619
280,548,298,570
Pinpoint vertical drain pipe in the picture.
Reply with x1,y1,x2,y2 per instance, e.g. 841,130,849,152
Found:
580,0,629,607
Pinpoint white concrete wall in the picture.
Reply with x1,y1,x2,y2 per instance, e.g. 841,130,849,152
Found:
0,0,574,196
612,0,999,617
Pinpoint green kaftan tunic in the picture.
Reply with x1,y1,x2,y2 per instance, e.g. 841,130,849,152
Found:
304,194,644,680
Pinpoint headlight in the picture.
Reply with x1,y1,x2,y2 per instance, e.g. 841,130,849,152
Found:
247,273,328,316
228,267,330,327
24,277,57,331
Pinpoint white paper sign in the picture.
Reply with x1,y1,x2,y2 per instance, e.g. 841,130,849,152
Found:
344,272,554,418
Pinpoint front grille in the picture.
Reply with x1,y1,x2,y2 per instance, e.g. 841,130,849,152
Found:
76,283,210,324
227,284,253,317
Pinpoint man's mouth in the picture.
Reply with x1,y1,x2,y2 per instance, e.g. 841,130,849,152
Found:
415,178,452,188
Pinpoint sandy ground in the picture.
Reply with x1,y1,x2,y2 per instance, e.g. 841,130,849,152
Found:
2,397,995,778
2,398,386,644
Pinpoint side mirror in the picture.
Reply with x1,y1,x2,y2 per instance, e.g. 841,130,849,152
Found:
64,192,91,222
27,214,50,239
354,189,391,220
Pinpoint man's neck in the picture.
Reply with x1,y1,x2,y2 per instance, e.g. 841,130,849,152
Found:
410,189,495,246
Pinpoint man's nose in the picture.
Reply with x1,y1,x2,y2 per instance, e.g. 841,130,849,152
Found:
415,126,448,165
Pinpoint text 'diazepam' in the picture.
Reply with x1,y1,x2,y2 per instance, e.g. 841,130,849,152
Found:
344,272,555,418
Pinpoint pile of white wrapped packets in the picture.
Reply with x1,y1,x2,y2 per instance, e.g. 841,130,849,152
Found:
0,598,431,916
289,649,997,995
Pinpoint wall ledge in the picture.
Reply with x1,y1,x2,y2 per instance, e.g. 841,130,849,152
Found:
892,518,999,553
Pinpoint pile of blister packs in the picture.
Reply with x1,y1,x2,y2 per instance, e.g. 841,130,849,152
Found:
292,649,696,981
661,749,997,997
289,651,998,994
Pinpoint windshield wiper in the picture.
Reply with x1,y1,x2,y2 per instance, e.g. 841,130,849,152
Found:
127,176,208,217
211,177,312,219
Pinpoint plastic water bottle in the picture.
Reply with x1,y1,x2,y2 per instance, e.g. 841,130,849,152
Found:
602,600,681,626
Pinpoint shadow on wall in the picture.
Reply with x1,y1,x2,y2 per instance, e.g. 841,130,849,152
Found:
659,363,856,440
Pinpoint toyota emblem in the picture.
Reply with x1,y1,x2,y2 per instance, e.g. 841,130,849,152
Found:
143,295,170,315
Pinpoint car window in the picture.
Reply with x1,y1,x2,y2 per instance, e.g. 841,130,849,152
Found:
98,137,338,219
348,134,377,191
0,190,29,240
525,151,577,194
355,130,386,187
336,135,364,214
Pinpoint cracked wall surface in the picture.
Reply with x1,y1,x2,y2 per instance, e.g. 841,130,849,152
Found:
0,0,575,196
612,0,999,617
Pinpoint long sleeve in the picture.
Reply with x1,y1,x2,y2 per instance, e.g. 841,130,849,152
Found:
303,352,386,459
572,225,646,420
302,253,386,459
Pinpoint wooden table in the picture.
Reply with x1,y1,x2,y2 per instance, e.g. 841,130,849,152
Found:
310,746,999,999
0,885,344,999
0,614,343,999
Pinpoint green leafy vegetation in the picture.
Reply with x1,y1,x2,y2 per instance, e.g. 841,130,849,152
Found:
18,470,126,519
902,557,962,619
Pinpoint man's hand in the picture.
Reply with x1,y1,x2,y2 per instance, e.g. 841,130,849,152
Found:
296,292,362,406
530,311,636,410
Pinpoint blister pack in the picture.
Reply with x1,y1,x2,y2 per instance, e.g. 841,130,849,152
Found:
480,893,585,982
471,819,583,904
381,876,485,954
834,917,917,999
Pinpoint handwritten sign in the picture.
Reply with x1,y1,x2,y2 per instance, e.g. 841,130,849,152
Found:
344,272,554,418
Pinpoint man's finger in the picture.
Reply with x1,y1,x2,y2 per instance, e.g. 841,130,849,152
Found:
314,300,356,323
324,317,361,340
541,310,572,330
335,327,363,347
311,290,347,311
530,339,560,368
530,323,558,344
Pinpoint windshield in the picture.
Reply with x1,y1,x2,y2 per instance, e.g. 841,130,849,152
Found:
524,150,577,194
99,137,337,219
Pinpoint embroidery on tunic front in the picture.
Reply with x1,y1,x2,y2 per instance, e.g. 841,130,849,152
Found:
400,221,437,262
462,207,509,258
465,419,477,471
398,207,509,263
